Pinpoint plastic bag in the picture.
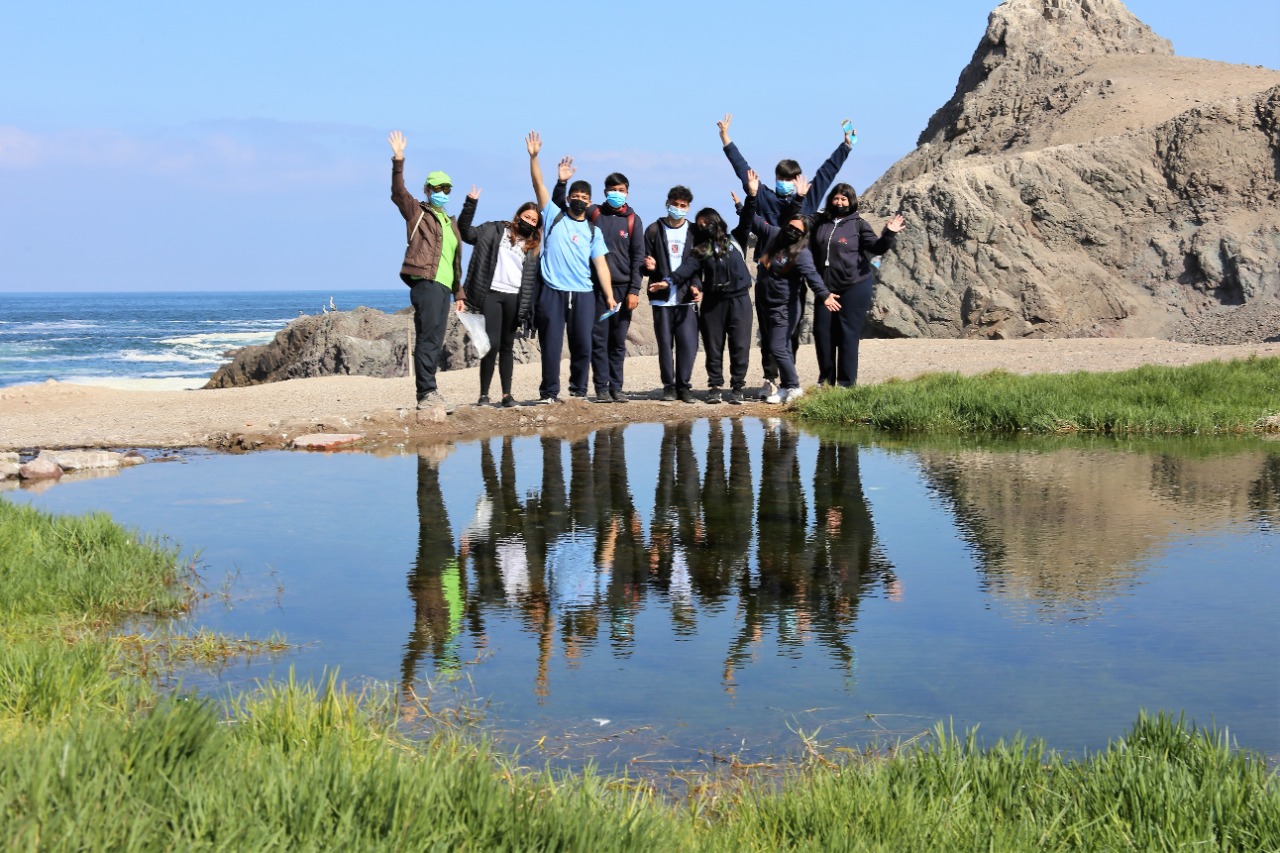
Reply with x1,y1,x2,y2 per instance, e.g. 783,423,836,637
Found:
457,310,491,358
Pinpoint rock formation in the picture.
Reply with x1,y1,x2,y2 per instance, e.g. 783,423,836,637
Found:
862,0,1280,342
205,303,657,389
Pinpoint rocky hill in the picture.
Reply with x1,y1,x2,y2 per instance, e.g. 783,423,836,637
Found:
862,0,1280,342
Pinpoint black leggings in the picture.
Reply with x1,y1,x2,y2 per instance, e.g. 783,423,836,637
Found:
480,291,520,396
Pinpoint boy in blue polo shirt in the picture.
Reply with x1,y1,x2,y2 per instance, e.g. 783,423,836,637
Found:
526,132,614,403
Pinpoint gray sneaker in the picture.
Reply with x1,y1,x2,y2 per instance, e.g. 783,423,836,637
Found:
726,388,744,405
706,388,723,404
417,391,455,413
758,379,777,400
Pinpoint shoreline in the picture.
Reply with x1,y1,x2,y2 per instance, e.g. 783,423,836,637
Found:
3,337,1279,451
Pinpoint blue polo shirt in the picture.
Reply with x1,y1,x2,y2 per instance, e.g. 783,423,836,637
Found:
540,201,608,292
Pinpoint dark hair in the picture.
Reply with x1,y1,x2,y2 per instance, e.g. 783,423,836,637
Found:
508,201,542,253
666,185,693,205
761,215,811,271
774,159,802,180
692,207,730,259
821,183,859,221
603,172,630,190
567,179,592,198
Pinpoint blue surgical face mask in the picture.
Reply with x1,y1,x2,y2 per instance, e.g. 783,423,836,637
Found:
605,190,627,208
667,206,688,220
429,191,449,208
775,180,796,197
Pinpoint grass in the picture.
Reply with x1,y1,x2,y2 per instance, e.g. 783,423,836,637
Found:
2,496,1278,850
794,356,1280,435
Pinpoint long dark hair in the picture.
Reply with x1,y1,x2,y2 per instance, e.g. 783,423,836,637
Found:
817,182,859,223
761,215,811,270
692,207,730,260
507,201,542,253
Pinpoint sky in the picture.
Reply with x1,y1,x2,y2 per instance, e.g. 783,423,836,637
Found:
1,0,1276,293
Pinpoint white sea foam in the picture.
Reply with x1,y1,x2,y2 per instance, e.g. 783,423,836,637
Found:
159,332,275,348
61,375,208,391
117,349,217,365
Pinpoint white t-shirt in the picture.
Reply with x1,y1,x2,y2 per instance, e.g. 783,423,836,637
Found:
652,220,689,308
492,230,527,294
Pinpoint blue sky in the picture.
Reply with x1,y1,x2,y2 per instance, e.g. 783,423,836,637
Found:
2,0,1276,293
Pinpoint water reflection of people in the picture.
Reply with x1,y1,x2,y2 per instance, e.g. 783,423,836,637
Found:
403,446,463,712
649,422,705,633
727,423,896,681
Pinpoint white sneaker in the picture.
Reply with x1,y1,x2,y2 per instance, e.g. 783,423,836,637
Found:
765,390,783,404
783,386,804,404
758,379,777,400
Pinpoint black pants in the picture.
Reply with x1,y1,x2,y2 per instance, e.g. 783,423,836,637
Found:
536,286,594,398
755,278,801,389
480,290,519,397
699,290,752,390
409,280,452,399
813,277,873,387
653,304,699,390
757,284,805,383
592,284,632,393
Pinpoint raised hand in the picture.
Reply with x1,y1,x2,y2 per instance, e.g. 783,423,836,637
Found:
468,185,481,200
793,175,811,197
887,213,907,233
842,119,858,146
746,169,759,197
388,130,406,159
526,131,542,157
557,156,575,182
717,113,732,145
730,190,741,208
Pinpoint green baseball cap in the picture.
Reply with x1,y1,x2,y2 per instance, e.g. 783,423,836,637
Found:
424,170,452,190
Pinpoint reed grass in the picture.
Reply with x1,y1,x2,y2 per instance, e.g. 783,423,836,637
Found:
3,499,1277,850
795,357,1280,435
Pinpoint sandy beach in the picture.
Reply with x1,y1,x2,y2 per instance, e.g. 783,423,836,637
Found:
3,337,1277,452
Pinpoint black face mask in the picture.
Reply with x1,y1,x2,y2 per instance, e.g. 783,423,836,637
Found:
568,198,589,215
516,219,536,237
828,203,850,217
782,225,805,243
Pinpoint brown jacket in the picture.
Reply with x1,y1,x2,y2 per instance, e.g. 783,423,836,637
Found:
391,158,464,289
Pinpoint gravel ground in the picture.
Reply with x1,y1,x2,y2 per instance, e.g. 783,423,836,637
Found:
3,337,1279,452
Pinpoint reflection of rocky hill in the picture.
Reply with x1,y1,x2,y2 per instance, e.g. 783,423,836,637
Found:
863,0,1280,343
919,447,1278,610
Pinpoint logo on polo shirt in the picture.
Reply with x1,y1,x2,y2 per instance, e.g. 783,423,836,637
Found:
619,230,628,237
838,238,849,244
571,234,579,243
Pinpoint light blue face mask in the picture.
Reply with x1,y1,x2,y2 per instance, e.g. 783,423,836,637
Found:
605,191,627,208
667,206,688,220
429,191,449,208
775,180,796,197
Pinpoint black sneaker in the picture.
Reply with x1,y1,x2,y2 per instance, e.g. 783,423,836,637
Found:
477,395,491,406
678,386,696,404
593,389,612,403
611,388,630,403
662,386,678,402
726,389,744,405
706,388,723,404
501,394,516,408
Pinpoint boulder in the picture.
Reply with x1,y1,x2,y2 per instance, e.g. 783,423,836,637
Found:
292,433,363,450
19,457,62,481
38,449,123,471
0,462,19,480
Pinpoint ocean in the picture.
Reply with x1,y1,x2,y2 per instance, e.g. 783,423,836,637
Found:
0,290,407,390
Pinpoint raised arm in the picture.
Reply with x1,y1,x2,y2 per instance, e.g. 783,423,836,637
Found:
457,187,481,244
388,130,418,218
802,122,854,215
718,113,753,188
743,170,772,241
550,157,574,210
527,131,549,209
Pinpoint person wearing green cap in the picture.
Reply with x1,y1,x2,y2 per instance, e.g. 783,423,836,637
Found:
388,130,465,412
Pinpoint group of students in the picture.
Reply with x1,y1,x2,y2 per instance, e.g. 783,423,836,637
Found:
388,116,906,412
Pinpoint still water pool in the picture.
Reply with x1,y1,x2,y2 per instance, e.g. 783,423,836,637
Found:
7,419,1278,768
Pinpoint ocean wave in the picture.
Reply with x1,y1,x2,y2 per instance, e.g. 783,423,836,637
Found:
159,332,276,348
117,349,220,365
60,375,208,391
